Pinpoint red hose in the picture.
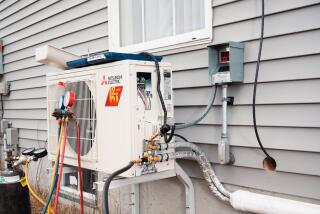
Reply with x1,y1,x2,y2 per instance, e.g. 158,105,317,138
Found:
77,122,84,214
54,122,68,214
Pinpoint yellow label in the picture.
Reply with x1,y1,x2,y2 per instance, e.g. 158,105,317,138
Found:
20,176,27,187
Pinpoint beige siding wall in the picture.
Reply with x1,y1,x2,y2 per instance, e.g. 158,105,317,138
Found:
1,0,319,213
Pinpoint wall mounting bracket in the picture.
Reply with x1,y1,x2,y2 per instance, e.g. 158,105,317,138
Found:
94,162,195,214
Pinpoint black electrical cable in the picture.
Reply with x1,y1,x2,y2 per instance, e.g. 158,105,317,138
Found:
1,94,4,119
252,0,277,170
166,124,175,143
103,162,134,214
171,133,189,142
141,52,168,125
141,52,174,143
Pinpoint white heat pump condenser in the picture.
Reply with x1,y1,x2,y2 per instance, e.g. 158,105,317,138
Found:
47,60,174,177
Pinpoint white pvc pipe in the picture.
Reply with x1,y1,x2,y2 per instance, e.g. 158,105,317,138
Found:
230,190,320,214
35,45,80,69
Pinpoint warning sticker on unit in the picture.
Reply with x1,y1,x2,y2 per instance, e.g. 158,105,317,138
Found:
105,86,123,106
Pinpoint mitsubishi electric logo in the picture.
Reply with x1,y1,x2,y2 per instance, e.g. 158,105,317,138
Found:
101,75,123,85
101,75,108,85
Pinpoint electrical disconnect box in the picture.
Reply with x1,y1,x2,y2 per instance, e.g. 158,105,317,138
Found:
47,60,174,177
6,128,18,146
208,42,244,85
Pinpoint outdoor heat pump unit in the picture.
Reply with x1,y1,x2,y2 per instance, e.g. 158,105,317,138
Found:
46,60,175,177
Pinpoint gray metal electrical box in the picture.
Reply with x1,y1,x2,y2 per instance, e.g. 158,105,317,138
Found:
6,128,18,145
1,119,9,133
208,42,244,84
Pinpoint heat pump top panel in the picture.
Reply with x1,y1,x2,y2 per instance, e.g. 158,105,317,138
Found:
47,60,174,177
66,52,163,69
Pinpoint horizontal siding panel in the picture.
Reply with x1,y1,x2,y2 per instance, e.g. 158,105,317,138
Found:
19,129,47,141
10,76,45,91
0,0,18,13
175,104,320,128
173,55,320,88
181,161,320,200
19,138,47,149
243,55,320,83
174,79,320,105
213,0,320,26
0,0,88,38
164,30,320,71
4,98,46,110
64,36,109,56
0,0,38,21
198,144,320,176
4,57,40,73
0,0,59,31
163,49,207,71
176,125,320,152
213,5,320,43
2,1,107,46
4,109,46,120
4,65,60,82
244,30,320,62
4,22,108,62
6,87,46,100
3,36,108,73
10,119,47,130
3,8,108,57
212,0,238,7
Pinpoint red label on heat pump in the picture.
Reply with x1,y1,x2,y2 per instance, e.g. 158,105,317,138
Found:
220,51,229,63
105,86,123,106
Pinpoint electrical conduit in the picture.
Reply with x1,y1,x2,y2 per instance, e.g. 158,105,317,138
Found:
175,85,217,130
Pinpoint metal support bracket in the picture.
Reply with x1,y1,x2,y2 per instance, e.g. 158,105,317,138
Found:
130,184,140,214
94,162,195,214
175,162,195,214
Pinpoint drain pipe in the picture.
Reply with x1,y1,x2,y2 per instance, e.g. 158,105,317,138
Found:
230,190,320,214
152,140,320,214
219,84,231,164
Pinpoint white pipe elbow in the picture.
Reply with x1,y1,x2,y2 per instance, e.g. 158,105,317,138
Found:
230,190,320,214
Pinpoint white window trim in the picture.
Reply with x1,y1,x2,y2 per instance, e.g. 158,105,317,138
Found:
108,0,213,53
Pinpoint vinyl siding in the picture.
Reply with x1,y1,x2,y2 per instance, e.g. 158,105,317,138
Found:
0,0,319,212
